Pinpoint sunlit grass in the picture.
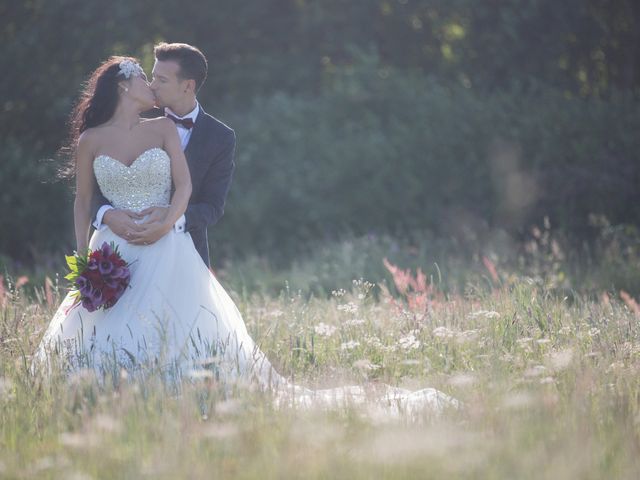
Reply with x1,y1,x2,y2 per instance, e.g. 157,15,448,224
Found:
1,262,640,478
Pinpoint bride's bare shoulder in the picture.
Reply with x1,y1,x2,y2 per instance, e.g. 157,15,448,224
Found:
141,116,173,130
78,124,114,143
77,127,102,153
142,117,176,140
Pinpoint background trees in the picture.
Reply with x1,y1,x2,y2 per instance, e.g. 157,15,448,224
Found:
1,0,638,263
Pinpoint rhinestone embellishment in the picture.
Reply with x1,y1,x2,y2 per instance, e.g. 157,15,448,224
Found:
93,148,172,212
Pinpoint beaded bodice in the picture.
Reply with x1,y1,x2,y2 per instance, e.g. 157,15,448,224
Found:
93,148,171,213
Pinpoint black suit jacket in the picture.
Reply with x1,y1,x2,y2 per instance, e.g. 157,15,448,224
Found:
91,106,236,267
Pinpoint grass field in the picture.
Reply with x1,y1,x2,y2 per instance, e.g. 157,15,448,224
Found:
1,244,640,479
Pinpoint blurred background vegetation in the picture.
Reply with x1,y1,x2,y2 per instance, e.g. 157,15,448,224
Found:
1,0,639,294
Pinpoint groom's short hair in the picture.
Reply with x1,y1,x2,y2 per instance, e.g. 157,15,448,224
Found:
154,42,208,92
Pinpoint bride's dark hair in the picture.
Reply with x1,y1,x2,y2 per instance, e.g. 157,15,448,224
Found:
60,55,139,177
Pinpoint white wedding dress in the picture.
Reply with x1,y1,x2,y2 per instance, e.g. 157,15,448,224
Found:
34,148,458,420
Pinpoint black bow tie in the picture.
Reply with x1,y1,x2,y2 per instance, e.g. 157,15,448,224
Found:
166,114,195,129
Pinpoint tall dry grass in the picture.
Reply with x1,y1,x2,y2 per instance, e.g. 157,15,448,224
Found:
1,255,640,478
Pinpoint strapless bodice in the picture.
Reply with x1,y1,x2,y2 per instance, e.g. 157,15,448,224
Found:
93,147,171,213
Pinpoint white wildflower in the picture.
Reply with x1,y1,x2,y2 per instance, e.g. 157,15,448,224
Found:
91,414,122,434
546,348,574,371
216,398,243,416
502,391,535,410
455,329,480,344
30,457,56,474
400,359,420,366
314,322,337,337
432,326,455,339
397,333,420,350
345,318,366,327
341,340,360,351
524,365,547,378
606,361,625,373
447,373,477,388
468,310,501,320
558,326,572,335
202,422,239,440
337,302,359,314
353,359,381,371
0,377,13,397
186,369,214,380
364,336,383,348
59,432,100,450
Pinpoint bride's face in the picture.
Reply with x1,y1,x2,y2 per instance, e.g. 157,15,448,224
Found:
122,74,155,110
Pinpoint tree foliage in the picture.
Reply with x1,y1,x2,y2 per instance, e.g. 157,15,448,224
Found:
1,0,638,261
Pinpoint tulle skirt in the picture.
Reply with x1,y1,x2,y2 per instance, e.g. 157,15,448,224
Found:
34,226,281,387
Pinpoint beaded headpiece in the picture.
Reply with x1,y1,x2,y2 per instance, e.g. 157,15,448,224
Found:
118,59,144,79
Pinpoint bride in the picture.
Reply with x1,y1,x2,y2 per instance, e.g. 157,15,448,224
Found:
35,55,457,418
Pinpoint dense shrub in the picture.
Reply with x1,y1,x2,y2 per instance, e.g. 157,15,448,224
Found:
215,56,640,259
3,0,639,263
0,140,72,262
4,55,638,264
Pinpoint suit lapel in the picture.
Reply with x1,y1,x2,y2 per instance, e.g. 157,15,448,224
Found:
184,107,207,164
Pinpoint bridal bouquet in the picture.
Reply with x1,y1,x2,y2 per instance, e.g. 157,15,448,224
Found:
65,241,131,312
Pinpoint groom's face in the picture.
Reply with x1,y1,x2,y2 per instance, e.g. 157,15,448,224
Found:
150,59,189,109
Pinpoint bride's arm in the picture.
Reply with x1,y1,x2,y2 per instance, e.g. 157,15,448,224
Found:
74,132,96,253
160,118,192,228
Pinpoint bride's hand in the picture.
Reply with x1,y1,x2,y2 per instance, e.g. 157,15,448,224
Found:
138,206,169,225
128,220,172,246
103,209,145,241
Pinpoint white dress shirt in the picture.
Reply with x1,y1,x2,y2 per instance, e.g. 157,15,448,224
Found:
165,102,199,150
93,102,200,233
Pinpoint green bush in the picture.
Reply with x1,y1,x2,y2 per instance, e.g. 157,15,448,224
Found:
215,54,640,260
0,139,72,262
3,55,639,266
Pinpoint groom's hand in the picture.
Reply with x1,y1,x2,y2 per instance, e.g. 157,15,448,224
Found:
128,221,171,246
103,209,145,242
138,206,169,225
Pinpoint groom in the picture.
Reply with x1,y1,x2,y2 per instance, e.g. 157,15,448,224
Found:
92,42,235,267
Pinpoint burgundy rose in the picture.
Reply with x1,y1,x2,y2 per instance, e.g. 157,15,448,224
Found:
76,275,93,296
104,276,119,289
82,297,97,312
91,287,103,305
103,287,117,302
66,241,130,312
99,259,113,275
111,266,126,279
100,242,113,257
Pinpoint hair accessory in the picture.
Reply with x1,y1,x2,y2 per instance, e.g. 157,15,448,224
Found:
118,59,144,79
